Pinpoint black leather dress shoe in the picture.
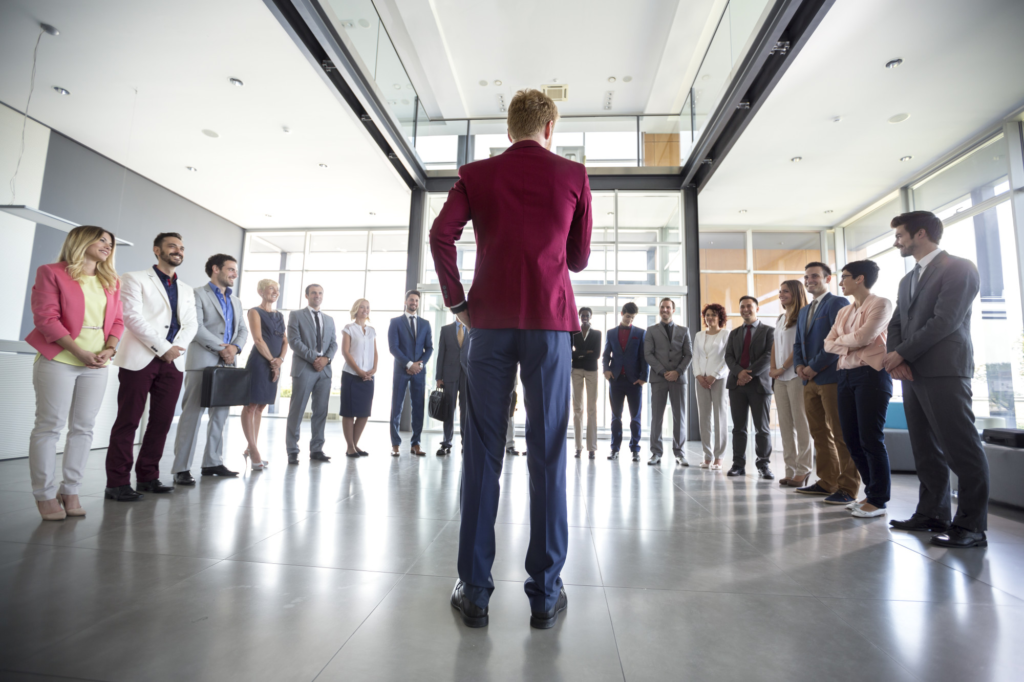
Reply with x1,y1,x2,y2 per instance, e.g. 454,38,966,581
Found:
931,526,987,548
201,465,239,477
450,580,488,628
589,451,595,460
889,515,950,533
105,485,143,501
288,455,299,464
530,587,568,629
575,449,581,459
726,466,746,477
758,467,775,480
136,479,173,493
310,452,331,462
174,471,196,485
437,447,447,457
608,451,619,460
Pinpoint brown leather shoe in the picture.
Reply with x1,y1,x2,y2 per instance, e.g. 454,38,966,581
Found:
410,445,426,456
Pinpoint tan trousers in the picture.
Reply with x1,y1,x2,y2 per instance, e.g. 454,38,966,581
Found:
571,368,598,453
803,380,860,495
775,376,812,478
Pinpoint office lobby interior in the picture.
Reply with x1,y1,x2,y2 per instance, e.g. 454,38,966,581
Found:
2,1,1024,681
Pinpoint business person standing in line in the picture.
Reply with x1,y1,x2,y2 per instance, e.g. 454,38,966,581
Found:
602,302,649,462
884,211,990,547
388,290,433,456
571,307,601,460
644,297,692,466
172,254,248,484
435,317,468,456
724,296,775,479
285,284,337,464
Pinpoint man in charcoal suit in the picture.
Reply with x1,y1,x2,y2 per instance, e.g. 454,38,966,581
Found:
724,295,775,479
435,317,469,456
644,297,692,466
285,283,338,464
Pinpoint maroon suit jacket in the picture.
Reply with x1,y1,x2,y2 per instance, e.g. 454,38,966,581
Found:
429,140,592,332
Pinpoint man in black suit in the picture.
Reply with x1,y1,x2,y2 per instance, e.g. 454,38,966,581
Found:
884,211,990,548
571,307,601,459
725,296,775,479
435,318,468,456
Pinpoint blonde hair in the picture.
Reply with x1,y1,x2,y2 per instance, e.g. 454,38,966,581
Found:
58,225,119,292
507,89,559,141
350,298,370,321
256,278,279,296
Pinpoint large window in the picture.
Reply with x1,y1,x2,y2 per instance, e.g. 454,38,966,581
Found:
239,229,408,421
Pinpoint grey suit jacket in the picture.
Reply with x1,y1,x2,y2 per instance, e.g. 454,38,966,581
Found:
724,321,774,394
887,250,978,378
288,309,338,379
435,322,466,384
185,283,249,370
643,323,692,384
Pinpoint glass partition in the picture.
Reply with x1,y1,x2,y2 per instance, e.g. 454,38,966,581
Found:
912,135,1010,213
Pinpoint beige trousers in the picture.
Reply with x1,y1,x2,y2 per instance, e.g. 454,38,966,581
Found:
695,379,728,463
571,368,598,452
774,376,812,478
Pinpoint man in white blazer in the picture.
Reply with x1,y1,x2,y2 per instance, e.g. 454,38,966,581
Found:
172,254,249,484
105,233,197,501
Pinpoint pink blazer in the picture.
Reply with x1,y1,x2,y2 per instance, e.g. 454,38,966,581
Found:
24,262,125,360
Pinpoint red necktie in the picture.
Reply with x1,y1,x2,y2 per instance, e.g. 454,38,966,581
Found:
739,325,753,368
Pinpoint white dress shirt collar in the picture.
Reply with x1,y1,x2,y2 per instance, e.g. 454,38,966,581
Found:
916,247,944,273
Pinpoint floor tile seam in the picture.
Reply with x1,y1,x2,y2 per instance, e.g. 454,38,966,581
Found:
652,465,722,518
596,582,819,597
0,664,115,682
885,533,1024,592
724,529,813,593
811,594,1024,607
812,595,924,682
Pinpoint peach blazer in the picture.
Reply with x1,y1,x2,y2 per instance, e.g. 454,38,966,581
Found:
823,294,893,371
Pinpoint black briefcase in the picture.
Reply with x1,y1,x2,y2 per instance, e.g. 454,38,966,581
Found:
428,389,448,421
982,428,1024,448
200,365,251,408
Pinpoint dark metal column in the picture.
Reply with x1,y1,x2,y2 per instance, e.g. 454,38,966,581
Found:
684,185,701,440
406,188,427,293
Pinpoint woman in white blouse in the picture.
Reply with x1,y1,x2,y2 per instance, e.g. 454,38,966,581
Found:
340,298,378,457
692,303,729,469
769,280,812,487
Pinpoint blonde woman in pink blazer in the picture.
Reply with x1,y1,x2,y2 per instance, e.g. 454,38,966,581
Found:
25,226,124,521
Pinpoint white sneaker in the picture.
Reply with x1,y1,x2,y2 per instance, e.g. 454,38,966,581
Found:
845,501,861,510
852,506,886,518
710,462,722,471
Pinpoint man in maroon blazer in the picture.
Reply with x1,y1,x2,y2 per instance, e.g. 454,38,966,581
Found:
430,89,592,629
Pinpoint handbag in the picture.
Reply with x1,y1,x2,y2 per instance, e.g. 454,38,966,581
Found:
200,364,252,408
428,388,448,421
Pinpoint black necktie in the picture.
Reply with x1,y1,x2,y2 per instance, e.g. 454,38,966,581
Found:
409,315,416,339
314,312,322,355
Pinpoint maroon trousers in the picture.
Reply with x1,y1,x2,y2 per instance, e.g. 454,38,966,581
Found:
105,358,184,487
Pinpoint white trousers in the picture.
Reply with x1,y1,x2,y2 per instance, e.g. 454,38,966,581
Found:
695,379,728,463
571,368,598,452
774,376,813,478
29,358,109,501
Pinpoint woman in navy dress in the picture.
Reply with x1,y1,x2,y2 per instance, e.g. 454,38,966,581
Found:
341,298,377,456
241,279,287,470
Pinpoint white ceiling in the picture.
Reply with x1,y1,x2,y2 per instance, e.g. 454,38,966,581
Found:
699,0,1024,227
378,0,724,119
0,0,411,229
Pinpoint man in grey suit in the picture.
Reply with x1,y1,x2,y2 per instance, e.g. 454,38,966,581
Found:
286,284,338,464
435,318,468,456
644,297,693,466
883,211,990,548
724,296,775,479
172,254,249,484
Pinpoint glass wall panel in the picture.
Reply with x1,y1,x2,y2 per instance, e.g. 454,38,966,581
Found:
844,196,901,262
306,232,367,270
912,135,1010,213
752,232,820,271
700,272,747,317
699,232,745,270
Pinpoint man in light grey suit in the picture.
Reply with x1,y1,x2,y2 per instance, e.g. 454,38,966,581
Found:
286,284,338,464
884,211,989,548
435,318,468,456
172,254,249,484
724,296,775,479
644,297,692,466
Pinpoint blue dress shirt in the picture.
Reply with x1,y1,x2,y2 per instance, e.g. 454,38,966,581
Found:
209,283,235,347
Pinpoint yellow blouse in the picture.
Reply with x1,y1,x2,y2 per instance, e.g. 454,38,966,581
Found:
53,276,108,366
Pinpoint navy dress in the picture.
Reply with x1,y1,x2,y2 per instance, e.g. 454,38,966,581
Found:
246,307,285,404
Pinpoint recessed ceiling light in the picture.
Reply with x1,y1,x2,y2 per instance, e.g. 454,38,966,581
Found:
369,211,376,216
41,23,59,36
202,129,219,138
265,214,272,217
608,76,616,83
888,113,910,124
282,126,291,133
319,163,328,168
494,79,502,86
607,211,614,216
791,156,802,163
824,210,833,214
229,77,244,87
479,80,488,86
739,209,747,214
52,86,69,95
832,116,842,123
885,58,903,69
701,74,711,81
186,166,198,172
623,76,632,82
393,83,401,90
900,155,913,162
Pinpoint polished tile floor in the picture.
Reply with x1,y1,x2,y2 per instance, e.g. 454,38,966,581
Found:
1,417,1023,682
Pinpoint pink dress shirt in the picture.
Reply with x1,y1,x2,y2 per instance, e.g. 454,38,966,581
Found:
823,294,893,371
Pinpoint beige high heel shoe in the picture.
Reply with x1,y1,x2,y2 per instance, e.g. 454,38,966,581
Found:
37,499,66,522
60,494,86,517
244,448,267,471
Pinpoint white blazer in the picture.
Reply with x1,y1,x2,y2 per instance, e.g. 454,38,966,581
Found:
114,268,198,372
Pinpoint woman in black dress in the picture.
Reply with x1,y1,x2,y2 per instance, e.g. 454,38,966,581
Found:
241,279,287,470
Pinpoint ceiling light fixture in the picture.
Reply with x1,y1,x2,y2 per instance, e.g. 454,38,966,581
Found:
202,129,219,138
608,76,616,83
888,113,910,124
265,214,272,217
900,155,913,162
282,126,291,133
791,156,802,162
393,83,401,90
229,77,244,87
885,58,903,69
824,210,833,214
52,86,69,95
319,163,328,168
186,166,198,172
739,209,747,214
369,211,376,216
41,23,59,36
494,79,502,86
832,116,842,123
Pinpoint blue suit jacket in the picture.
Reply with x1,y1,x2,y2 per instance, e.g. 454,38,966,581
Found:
388,315,434,374
602,326,649,384
792,293,849,386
